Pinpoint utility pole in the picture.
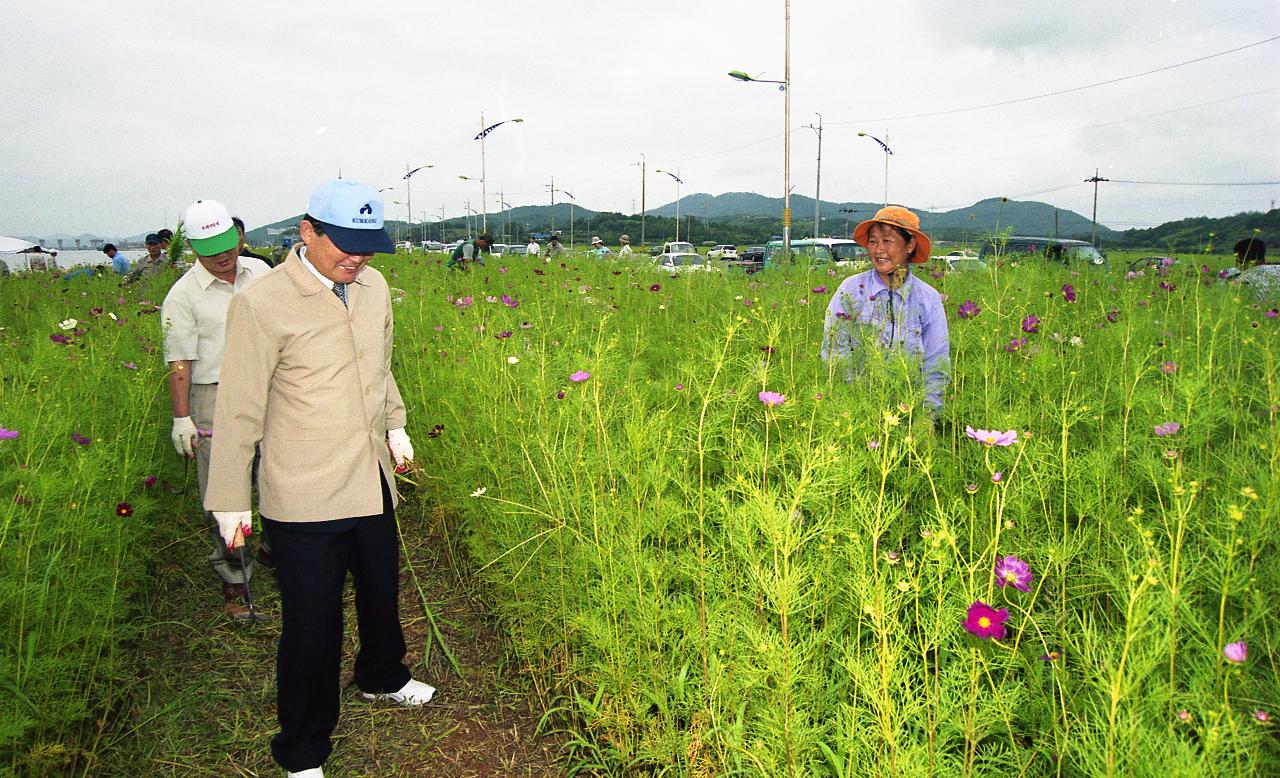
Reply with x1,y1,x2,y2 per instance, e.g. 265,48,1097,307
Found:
805,113,823,238
1084,168,1109,246
546,177,556,234
632,154,647,247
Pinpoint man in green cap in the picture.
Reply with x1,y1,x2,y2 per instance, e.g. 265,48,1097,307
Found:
160,199,273,618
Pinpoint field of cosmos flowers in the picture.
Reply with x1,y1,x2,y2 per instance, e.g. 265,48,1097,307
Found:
1,245,1278,776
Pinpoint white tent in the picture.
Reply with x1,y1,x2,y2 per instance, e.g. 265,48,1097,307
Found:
0,235,58,272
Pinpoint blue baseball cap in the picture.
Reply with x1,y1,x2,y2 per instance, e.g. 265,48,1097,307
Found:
305,180,395,254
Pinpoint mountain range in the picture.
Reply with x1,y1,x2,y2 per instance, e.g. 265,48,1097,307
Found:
18,194,1277,251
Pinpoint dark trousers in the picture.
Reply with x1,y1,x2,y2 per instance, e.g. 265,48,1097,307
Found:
265,475,411,772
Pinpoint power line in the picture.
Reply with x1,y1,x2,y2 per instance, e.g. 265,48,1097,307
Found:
1108,179,1280,186
826,35,1280,125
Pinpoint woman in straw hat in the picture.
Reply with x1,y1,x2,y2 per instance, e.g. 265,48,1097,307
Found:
820,205,951,416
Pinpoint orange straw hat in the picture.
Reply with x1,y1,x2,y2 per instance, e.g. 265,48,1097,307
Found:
853,205,931,263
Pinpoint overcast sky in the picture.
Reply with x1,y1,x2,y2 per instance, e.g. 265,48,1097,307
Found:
3,0,1277,239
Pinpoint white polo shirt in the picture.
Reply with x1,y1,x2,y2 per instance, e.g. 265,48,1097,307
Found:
161,256,273,384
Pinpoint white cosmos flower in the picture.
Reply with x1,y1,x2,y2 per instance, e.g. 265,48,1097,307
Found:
58,318,78,330
471,486,487,497
507,356,519,365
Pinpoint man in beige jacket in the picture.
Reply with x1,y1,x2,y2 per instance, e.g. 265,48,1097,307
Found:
205,180,433,778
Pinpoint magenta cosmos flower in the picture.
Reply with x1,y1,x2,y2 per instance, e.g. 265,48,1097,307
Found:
1062,283,1077,303
994,555,1033,592
0,427,18,440
965,426,1018,446
957,300,980,319
1153,421,1181,437
758,391,786,407
569,370,590,382
962,601,1009,640
1224,641,1247,664
1021,314,1041,334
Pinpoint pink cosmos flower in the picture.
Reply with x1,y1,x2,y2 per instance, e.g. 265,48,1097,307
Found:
964,483,978,494
1021,314,1041,334
1153,421,1181,438
1266,309,1278,319
501,294,520,308
962,600,1009,640
957,300,980,319
570,370,591,383
1062,284,1077,303
1159,361,1178,374
1005,337,1027,352
454,296,474,309
1224,640,1247,664
0,427,18,440
1255,710,1271,723
994,555,1033,592
965,426,1018,446
121,361,138,370
991,471,1004,483
1176,710,1191,722
674,383,684,391
494,330,512,340
758,391,786,407
811,285,828,294
649,283,661,292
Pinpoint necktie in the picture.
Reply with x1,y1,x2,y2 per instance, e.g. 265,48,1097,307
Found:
332,281,347,306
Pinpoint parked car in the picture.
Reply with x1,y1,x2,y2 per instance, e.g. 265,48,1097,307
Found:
763,238,867,268
707,244,738,260
661,241,697,255
654,250,712,272
490,243,510,256
421,240,445,252
506,245,528,256
978,237,1107,266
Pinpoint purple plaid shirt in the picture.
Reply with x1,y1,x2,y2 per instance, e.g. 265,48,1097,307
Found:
821,269,951,410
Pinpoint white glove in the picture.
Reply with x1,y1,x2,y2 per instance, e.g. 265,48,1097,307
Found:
387,427,414,467
171,416,199,457
213,511,252,550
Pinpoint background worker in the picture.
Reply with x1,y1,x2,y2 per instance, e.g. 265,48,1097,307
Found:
124,233,167,283
448,232,492,270
160,199,272,618
231,216,273,264
1232,237,1277,303
102,243,130,275
526,235,540,258
617,234,633,257
205,180,433,778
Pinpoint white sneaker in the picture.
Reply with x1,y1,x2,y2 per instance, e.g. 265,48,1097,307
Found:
286,769,324,778
361,678,436,706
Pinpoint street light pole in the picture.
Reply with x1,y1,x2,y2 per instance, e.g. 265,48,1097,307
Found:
474,113,523,235
403,164,433,241
561,190,576,250
783,0,791,257
805,113,822,238
656,170,682,242
857,132,892,207
728,0,792,258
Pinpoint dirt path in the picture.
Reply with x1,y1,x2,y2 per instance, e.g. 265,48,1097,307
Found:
94,492,562,777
